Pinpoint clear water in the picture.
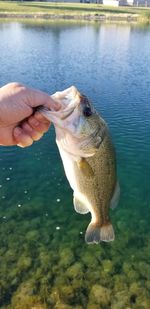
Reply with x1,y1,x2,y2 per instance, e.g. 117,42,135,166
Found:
0,20,150,309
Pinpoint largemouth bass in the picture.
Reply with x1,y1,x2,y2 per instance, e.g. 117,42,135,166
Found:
40,86,120,244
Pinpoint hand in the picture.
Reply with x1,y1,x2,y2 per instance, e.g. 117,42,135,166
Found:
0,83,59,147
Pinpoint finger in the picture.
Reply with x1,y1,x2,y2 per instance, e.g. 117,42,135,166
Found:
33,111,51,124
13,127,33,148
21,122,43,141
28,115,50,134
28,88,61,111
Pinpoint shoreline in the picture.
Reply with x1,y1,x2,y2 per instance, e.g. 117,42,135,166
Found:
0,13,139,22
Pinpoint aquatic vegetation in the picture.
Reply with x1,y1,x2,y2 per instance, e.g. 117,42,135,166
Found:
0,195,150,309
59,248,74,268
88,284,111,307
102,259,113,274
66,263,83,280
9,281,46,309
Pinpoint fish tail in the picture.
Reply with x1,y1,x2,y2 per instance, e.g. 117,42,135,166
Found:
100,222,115,242
85,223,101,244
85,222,115,244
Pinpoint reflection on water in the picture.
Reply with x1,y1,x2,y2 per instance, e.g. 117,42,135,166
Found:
0,21,150,308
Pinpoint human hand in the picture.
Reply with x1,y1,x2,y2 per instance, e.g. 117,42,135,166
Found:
0,83,59,147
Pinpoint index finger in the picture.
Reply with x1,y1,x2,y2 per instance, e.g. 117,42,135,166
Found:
27,88,61,111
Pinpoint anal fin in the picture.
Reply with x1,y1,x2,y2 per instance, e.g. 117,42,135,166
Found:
73,195,89,214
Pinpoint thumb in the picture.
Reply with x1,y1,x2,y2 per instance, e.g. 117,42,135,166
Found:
27,88,61,111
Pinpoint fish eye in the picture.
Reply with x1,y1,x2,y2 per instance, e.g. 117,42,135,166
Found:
83,106,92,117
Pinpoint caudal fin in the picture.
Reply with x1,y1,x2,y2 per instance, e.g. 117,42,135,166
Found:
85,222,115,244
100,223,115,242
85,223,101,244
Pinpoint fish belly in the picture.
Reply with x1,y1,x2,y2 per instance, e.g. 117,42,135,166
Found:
56,141,92,215
57,141,78,191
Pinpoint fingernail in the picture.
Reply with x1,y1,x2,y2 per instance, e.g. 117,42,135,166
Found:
14,127,22,137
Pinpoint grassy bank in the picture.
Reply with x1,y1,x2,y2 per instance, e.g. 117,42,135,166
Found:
0,1,150,22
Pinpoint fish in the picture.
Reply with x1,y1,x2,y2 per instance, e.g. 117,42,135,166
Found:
39,86,120,244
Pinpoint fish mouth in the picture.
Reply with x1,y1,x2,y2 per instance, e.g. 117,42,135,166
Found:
39,86,80,123
38,103,77,124
59,105,77,120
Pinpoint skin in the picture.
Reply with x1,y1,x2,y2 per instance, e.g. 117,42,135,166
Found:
0,82,60,147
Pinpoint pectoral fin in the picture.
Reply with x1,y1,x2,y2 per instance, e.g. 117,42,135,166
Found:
77,158,94,177
73,194,89,214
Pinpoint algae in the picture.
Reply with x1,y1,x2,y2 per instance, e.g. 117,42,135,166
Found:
0,196,150,309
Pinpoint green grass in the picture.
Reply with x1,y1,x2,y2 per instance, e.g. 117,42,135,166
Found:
0,1,150,21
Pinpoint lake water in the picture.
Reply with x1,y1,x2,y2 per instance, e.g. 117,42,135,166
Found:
0,20,150,309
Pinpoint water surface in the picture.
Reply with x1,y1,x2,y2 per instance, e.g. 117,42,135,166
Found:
0,20,150,309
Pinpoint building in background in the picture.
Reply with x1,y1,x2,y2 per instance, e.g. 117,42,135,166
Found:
102,0,150,5
46,0,150,6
